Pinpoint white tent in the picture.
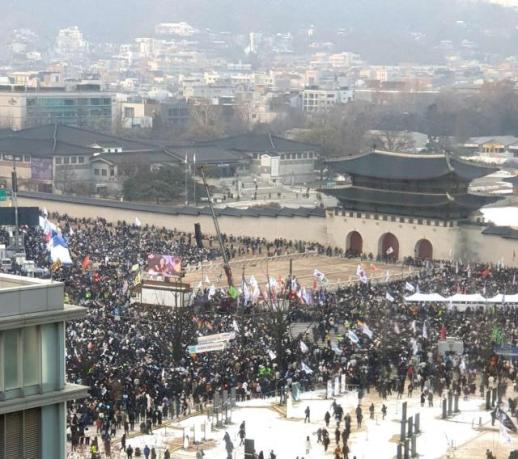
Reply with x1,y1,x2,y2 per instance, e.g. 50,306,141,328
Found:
405,293,447,302
448,293,487,303
405,292,518,304
486,294,518,303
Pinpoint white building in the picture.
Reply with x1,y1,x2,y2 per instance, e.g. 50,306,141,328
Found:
154,22,196,37
55,26,88,56
301,86,354,112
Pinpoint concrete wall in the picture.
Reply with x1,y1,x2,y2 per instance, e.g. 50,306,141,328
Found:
16,195,518,266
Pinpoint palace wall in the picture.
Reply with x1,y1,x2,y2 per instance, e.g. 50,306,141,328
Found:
16,194,518,266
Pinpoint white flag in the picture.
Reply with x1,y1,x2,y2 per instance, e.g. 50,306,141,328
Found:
208,285,216,299
386,246,394,255
405,282,415,292
385,270,390,282
422,321,428,339
134,217,142,227
410,338,418,355
242,282,251,303
356,264,368,284
385,292,395,302
268,350,276,360
193,281,202,294
232,319,239,333
394,322,400,334
301,362,313,374
313,269,326,282
361,324,373,339
267,276,277,291
299,340,309,353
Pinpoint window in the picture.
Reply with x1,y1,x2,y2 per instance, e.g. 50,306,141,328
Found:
23,155,30,163
391,216,396,222
356,212,361,218
101,169,107,176
41,323,60,391
23,327,39,387
0,408,41,458
78,156,85,164
382,215,388,221
55,157,62,165
94,169,100,176
110,168,115,177
124,107,135,118
63,157,69,165
71,157,77,164
418,219,423,225
4,330,19,390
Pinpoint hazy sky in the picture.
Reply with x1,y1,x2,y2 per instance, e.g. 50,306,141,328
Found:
487,0,518,4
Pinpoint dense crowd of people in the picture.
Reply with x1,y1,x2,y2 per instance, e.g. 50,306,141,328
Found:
13,214,518,457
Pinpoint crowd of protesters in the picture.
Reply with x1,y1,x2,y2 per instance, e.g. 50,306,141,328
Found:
12,213,518,458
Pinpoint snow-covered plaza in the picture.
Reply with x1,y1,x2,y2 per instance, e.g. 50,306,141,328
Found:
73,386,518,459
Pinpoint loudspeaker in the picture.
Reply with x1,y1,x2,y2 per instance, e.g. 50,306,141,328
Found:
194,223,203,248
244,439,255,458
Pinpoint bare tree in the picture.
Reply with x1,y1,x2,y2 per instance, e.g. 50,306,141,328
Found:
368,130,416,152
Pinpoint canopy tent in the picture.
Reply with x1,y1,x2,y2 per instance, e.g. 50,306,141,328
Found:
405,293,447,302
404,293,518,304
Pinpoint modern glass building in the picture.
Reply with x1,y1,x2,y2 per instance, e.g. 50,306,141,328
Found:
0,274,87,458
0,85,113,131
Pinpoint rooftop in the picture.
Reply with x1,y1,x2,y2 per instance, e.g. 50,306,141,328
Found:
327,150,498,181
0,274,65,318
0,124,160,157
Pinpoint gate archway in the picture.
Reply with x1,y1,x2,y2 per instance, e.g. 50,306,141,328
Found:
379,232,399,261
346,231,363,256
415,239,433,260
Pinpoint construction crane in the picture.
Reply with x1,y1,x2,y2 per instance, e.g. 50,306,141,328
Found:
199,167,234,288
